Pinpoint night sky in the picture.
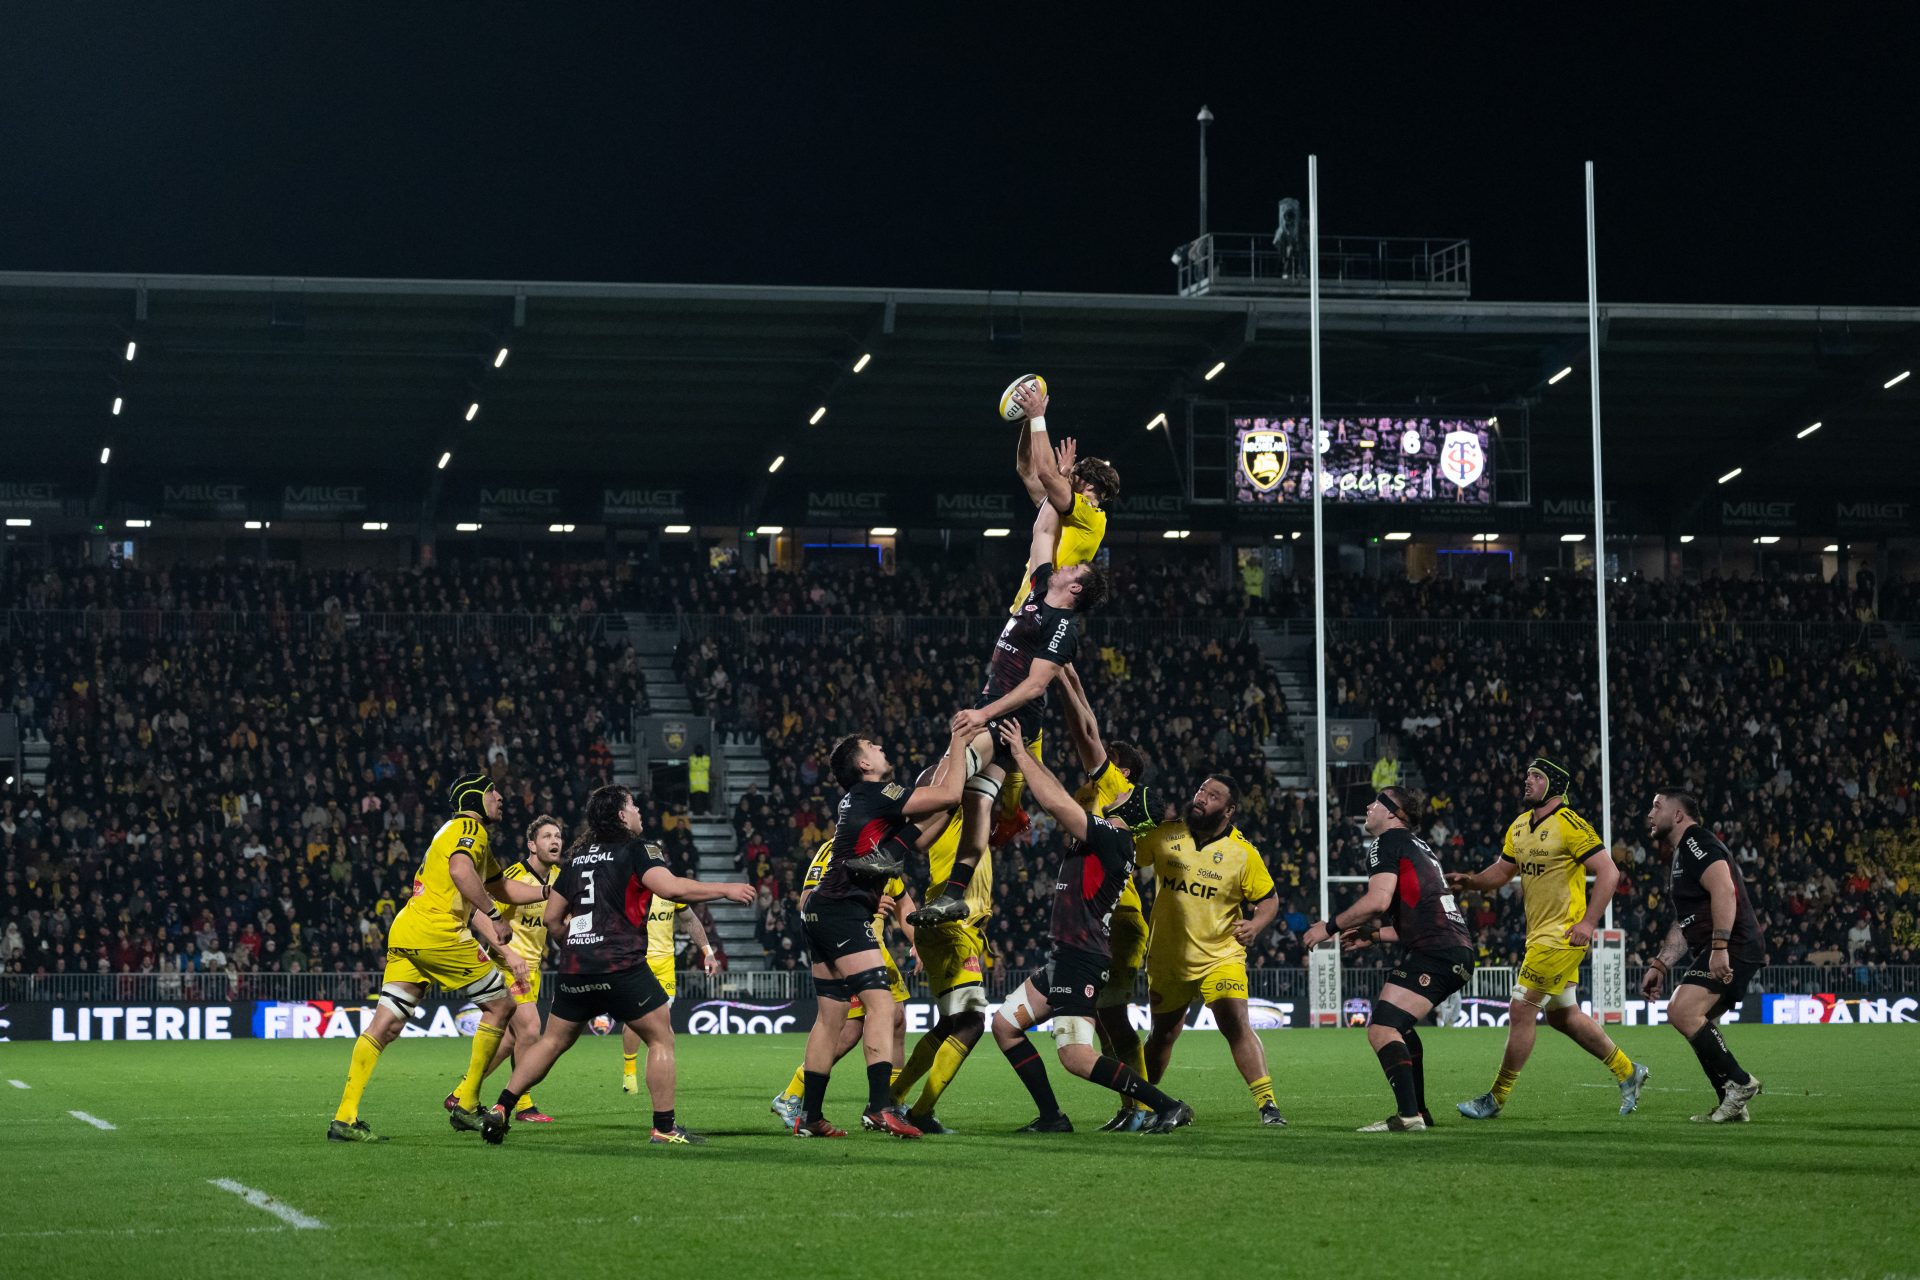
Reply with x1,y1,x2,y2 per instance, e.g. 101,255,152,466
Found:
3,5,1915,305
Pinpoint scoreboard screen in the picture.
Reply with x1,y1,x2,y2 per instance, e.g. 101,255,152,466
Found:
1231,414,1497,505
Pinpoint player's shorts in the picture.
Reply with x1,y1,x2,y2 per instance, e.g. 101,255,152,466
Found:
916,921,987,998
491,959,540,1005
1385,946,1476,1005
802,898,882,965
648,954,677,1000
383,941,496,995
1147,958,1249,1013
549,965,669,1027
1677,949,1763,1019
850,951,911,1020
1096,908,1148,1008
1039,946,1110,1020
972,696,1045,770
1516,943,1586,998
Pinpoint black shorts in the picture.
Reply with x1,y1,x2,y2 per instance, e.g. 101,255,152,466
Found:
1040,946,1110,1019
1677,949,1763,1019
550,965,669,1027
974,695,1044,769
1386,947,1475,1004
803,897,881,965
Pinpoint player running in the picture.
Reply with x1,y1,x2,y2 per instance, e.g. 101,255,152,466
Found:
990,722,1192,1134
910,499,1107,927
446,812,565,1125
621,888,722,1094
1135,773,1288,1127
794,728,968,1139
477,785,755,1146
1302,787,1476,1133
327,772,545,1143
1450,757,1648,1119
1641,788,1767,1123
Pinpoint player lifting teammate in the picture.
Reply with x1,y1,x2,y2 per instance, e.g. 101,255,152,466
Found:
794,728,968,1138
1450,757,1648,1119
328,772,545,1143
1303,787,1475,1132
990,722,1192,1134
478,785,755,1146
1642,788,1768,1123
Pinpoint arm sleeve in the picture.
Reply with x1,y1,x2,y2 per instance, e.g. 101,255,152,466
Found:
1364,834,1386,876
1133,824,1167,870
1240,845,1276,903
1038,616,1076,664
1498,819,1519,864
1559,810,1605,859
1091,824,1135,877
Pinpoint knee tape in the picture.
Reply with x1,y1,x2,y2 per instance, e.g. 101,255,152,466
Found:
456,967,511,1005
377,983,421,1021
1371,1001,1418,1034
937,984,991,1018
1544,985,1579,1011
1511,986,1551,1012
997,985,1039,1032
964,746,983,779
1050,1014,1097,1052
814,977,852,1002
965,774,1002,802
845,967,894,997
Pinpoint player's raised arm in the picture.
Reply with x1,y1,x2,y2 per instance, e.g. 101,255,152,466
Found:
1058,661,1105,774
1446,855,1516,893
486,871,549,906
1015,420,1047,505
1300,871,1396,949
1022,498,1063,581
640,864,757,907
998,720,1091,843
900,723,974,817
449,851,513,945
1013,380,1073,515
953,656,1062,734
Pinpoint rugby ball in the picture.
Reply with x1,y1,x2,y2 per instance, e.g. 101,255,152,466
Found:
999,373,1048,422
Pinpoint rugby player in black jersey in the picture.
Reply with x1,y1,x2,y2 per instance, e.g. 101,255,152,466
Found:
795,725,971,1139
910,500,1107,928
1642,788,1768,1123
1302,786,1475,1132
988,721,1193,1135
478,785,755,1146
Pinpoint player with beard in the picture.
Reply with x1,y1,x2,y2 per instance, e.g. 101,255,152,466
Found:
1302,786,1475,1132
1135,774,1287,1127
1641,788,1767,1123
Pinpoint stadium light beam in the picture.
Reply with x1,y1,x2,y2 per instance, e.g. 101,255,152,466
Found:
548,524,576,534
1753,536,1781,545
1797,421,1823,439
124,340,137,361
755,525,784,535
455,523,482,532
437,451,452,470
1823,543,1840,552
465,402,480,422
1162,529,1190,539
493,347,509,368
1560,532,1587,542
1383,531,1412,541
1204,361,1226,381
244,521,266,530
1679,535,1696,544
125,519,151,529
982,527,1011,538
6,518,32,527
868,527,897,537
808,406,827,425
1885,371,1911,389
1717,467,1742,484
362,522,389,532
663,525,692,534
852,352,872,373
99,446,111,465
1548,365,1574,385
768,455,785,473
112,396,124,415
1146,412,1168,432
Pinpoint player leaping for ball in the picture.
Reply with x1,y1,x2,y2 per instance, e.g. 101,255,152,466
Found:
909,499,1108,927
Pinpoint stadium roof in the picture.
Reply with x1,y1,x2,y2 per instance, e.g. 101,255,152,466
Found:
4,270,1917,527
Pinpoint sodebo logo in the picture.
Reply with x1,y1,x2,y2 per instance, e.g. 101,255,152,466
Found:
684,999,799,1035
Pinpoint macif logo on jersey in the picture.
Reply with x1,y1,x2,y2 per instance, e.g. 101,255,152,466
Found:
1441,430,1486,489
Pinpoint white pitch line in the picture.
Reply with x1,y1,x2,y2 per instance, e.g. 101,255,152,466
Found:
206,1179,327,1230
8,1079,27,1089
68,1110,116,1130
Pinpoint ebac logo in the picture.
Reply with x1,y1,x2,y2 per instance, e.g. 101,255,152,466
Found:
684,999,799,1035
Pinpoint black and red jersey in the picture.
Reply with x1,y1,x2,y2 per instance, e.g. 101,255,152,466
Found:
1669,826,1766,963
1365,827,1471,956
551,839,671,974
1050,820,1135,957
980,563,1079,712
818,779,917,911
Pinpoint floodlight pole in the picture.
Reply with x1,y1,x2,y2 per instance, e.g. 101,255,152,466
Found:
1310,154,1329,927
1586,161,1614,930
1197,106,1214,238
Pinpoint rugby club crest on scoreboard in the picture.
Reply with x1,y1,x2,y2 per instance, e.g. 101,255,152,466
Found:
1239,428,1288,492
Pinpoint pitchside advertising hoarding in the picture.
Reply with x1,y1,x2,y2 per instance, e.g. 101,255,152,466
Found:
2,990,1913,1041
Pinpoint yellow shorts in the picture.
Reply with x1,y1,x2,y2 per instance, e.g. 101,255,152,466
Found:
383,941,495,994
648,955,678,1000
1096,909,1149,1008
1147,959,1249,1014
850,952,910,1019
1516,943,1586,998
916,922,987,997
490,959,541,1005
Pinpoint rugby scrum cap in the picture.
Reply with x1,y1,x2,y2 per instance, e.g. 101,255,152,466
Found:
1527,757,1570,798
449,771,493,814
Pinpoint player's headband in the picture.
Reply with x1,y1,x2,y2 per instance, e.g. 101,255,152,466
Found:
449,772,493,814
1527,757,1570,799
1375,790,1413,824
1102,785,1155,834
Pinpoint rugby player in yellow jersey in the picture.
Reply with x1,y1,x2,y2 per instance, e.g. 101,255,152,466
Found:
1449,757,1647,1118
621,890,720,1093
771,841,917,1128
1136,774,1288,1127
450,813,565,1124
327,773,547,1143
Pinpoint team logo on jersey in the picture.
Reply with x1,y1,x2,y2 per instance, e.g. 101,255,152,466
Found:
1441,430,1486,489
881,782,905,799
1213,849,1224,864
1239,429,1289,492
1418,972,1432,988
568,912,594,937
1084,984,1096,999
456,837,475,849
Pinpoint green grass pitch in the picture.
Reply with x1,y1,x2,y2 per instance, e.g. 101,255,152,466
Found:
3,1026,1916,1279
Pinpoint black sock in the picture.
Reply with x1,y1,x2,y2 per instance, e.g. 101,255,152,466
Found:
801,1069,830,1122
1687,1025,1751,1091
865,1060,894,1113
1375,1039,1420,1117
652,1109,675,1133
944,857,980,895
494,1088,518,1113
1001,1036,1061,1118
1088,1054,1176,1111
1403,1029,1427,1114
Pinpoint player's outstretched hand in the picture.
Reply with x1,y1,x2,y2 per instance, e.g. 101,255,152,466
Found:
878,893,898,917
1444,871,1473,892
1708,948,1732,982
502,948,531,995
995,718,1028,763
720,882,758,906
1232,918,1263,946
1639,966,1665,1000
1298,921,1331,949
951,708,988,737
1339,928,1373,955
1053,436,1077,478
1564,920,1595,948
1013,380,1049,422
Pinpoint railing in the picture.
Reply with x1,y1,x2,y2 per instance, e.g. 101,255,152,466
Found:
1176,233,1472,299
6,964,1915,1006
4,608,611,646
681,613,1255,651
1261,617,1884,651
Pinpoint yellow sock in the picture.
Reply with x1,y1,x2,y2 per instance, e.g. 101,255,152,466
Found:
781,1063,806,1101
911,1036,973,1116
333,1034,383,1124
456,1022,505,1109
893,1031,946,1102
1490,1065,1521,1105
516,1093,535,1113
622,1052,638,1076
1248,1074,1276,1111
1602,1046,1634,1083
999,771,1027,816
